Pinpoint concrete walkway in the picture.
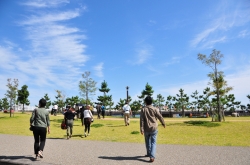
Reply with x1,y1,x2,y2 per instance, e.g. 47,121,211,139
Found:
0,134,250,165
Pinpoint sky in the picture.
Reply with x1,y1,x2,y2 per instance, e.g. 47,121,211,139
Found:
0,0,250,109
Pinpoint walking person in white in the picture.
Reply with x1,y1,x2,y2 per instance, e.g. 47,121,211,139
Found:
123,101,132,126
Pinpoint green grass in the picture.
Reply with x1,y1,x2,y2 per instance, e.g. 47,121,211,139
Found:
1,112,250,146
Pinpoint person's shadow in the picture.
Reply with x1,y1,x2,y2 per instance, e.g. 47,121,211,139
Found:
98,155,149,163
0,155,36,162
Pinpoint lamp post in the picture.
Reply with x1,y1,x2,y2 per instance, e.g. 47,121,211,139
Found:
126,86,129,102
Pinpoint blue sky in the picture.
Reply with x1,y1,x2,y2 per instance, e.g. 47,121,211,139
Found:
0,0,250,108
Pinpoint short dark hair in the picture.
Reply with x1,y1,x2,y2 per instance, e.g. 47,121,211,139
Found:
144,96,152,105
39,98,47,107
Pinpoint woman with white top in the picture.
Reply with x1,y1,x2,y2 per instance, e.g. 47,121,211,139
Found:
83,105,93,137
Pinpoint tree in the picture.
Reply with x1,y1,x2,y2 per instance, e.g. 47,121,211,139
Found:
165,95,173,117
43,93,52,109
1,98,9,110
138,82,154,103
17,85,30,113
130,100,141,117
247,95,250,110
198,49,225,122
174,88,189,117
5,78,19,117
0,99,2,110
155,94,165,113
53,90,65,112
65,96,80,107
79,71,97,104
97,80,112,106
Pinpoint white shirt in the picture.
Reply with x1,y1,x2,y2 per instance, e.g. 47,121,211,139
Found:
123,104,131,113
84,110,93,118
53,105,58,109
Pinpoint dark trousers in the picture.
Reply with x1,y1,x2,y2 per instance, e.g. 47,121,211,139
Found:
33,127,47,154
97,110,101,119
101,111,105,118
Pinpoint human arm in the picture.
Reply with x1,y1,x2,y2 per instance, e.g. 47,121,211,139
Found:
140,109,144,135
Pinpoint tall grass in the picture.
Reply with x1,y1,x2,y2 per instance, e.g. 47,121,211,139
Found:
0,112,250,146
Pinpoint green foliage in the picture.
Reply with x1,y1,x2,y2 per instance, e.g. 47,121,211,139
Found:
5,78,19,110
65,96,80,107
17,85,30,113
43,93,51,109
97,80,112,106
155,94,165,108
184,121,220,127
174,88,189,117
131,131,139,134
91,123,104,128
79,71,97,103
138,82,154,99
54,90,65,111
1,98,9,110
130,100,141,114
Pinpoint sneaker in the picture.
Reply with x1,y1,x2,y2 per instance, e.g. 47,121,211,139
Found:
35,154,39,160
67,136,69,140
149,158,154,162
84,133,87,137
69,135,72,138
38,150,43,158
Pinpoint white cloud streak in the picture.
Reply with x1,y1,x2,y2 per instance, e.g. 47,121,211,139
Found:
93,63,104,78
21,0,69,8
190,1,250,49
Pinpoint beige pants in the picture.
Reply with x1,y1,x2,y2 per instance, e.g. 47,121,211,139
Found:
124,112,130,125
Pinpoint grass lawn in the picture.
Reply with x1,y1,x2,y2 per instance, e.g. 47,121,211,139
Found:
0,112,250,146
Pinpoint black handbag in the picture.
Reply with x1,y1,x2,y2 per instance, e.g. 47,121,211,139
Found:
30,110,37,131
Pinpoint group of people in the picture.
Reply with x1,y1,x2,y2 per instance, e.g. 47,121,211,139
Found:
30,96,165,163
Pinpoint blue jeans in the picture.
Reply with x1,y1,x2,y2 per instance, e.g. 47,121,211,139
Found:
144,130,158,159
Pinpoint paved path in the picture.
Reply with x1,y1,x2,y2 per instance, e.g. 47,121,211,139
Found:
0,134,250,165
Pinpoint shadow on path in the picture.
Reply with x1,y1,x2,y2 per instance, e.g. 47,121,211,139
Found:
98,155,149,163
0,155,36,161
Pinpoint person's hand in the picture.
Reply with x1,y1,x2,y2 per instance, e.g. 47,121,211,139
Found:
163,124,166,128
141,131,144,135
48,129,50,134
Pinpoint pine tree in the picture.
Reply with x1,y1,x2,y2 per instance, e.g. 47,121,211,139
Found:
17,85,30,113
97,80,112,106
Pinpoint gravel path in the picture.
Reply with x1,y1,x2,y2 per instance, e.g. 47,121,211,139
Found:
0,134,250,165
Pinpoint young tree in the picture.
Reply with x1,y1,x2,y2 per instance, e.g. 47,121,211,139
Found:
17,85,30,113
5,78,19,117
155,94,165,113
198,49,225,122
79,71,97,104
174,88,189,117
97,80,112,106
165,95,173,117
53,90,65,112
43,93,52,109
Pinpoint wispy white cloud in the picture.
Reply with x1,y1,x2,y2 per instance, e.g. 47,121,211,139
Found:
165,56,181,66
238,30,250,38
133,45,153,65
93,63,104,78
21,0,69,8
190,1,250,48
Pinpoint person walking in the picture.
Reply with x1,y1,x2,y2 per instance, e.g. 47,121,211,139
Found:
140,96,165,163
83,105,93,137
30,98,50,159
101,104,106,119
64,107,76,139
96,103,101,119
123,101,132,126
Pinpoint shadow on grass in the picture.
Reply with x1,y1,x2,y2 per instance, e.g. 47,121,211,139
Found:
184,121,220,127
106,125,125,127
91,123,104,128
98,155,148,163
